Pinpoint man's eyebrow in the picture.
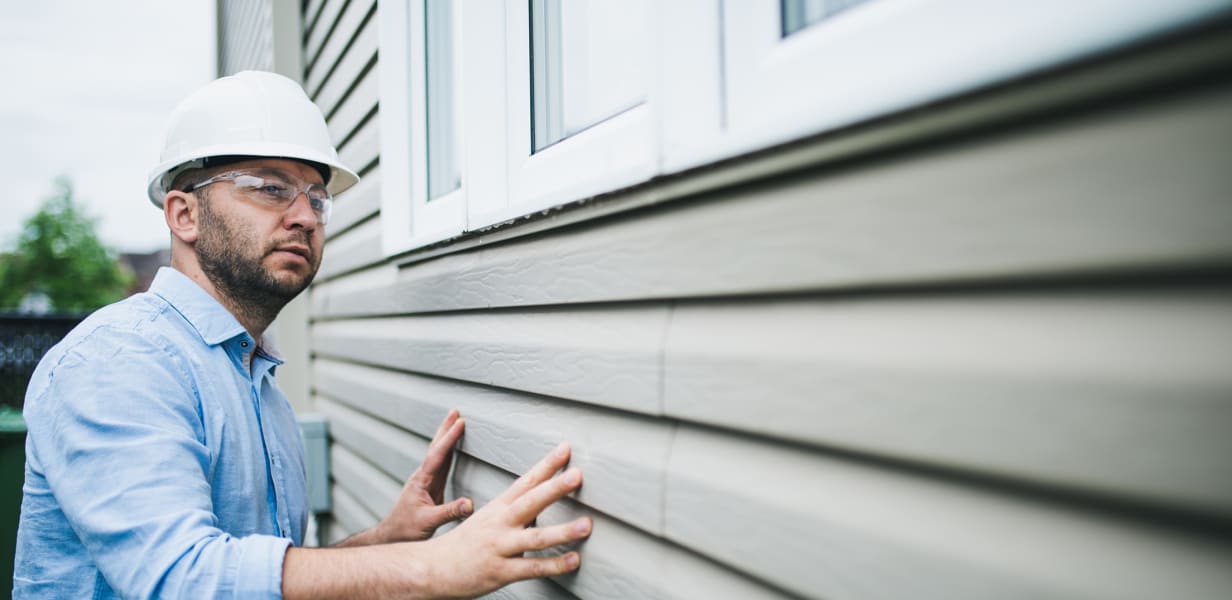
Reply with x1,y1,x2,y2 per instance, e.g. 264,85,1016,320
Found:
244,167,323,185
239,168,289,179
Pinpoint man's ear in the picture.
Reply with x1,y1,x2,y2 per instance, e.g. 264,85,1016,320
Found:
164,191,200,244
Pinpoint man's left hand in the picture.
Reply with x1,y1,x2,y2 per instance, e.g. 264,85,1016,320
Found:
334,409,473,547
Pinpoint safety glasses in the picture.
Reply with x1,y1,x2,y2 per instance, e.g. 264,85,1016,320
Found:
187,169,333,225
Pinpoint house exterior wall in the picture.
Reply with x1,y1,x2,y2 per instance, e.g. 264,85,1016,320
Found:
219,3,1232,597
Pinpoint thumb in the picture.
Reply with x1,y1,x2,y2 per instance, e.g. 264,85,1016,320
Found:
430,497,474,527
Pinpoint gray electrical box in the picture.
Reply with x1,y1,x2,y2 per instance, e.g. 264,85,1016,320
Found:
297,414,331,514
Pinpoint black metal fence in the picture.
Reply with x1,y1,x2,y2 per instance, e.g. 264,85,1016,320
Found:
0,314,85,410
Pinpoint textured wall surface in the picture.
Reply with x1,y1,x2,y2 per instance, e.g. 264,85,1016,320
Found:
218,0,273,75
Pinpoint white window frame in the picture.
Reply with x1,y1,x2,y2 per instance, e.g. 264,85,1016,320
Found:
661,0,1232,174
457,3,509,230
379,0,467,255
477,0,658,229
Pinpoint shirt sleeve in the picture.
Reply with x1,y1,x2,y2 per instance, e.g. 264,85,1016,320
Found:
23,325,289,599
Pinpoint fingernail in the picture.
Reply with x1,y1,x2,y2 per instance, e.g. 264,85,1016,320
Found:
565,552,580,569
573,518,591,535
462,498,474,515
554,442,569,457
564,468,581,485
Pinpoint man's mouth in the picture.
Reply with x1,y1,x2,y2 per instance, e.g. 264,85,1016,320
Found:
272,244,311,261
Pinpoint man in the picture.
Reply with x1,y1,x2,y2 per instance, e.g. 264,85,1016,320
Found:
14,71,591,599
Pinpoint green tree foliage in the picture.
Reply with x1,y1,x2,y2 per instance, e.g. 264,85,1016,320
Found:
0,177,133,312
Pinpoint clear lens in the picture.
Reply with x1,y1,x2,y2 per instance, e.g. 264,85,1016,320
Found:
231,175,279,198
199,171,333,225
318,199,332,225
305,185,332,225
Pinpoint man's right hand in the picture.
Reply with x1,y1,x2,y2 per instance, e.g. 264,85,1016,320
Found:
283,441,592,599
418,441,592,598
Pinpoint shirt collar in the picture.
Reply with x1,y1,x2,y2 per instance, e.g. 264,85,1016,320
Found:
257,329,285,364
149,267,249,347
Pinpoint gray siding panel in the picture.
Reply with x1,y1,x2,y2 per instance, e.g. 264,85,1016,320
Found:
314,17,378,118
306,0,375,95
328,481,377,541
311,263,397,309
318,395,425,483
480,579,578,600
303,0,327,36
336,114,380,176
664,291,1232,517
304,0,346,74
326,64,378,147
326,165,381,239
311,307,669,415
666,426,1232,600
330,442,401,522
316,217,384,280
311,84,1232,319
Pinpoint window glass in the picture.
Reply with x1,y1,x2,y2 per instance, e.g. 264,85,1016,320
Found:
781,0,871,36
530,0,648,152
426,0,460,199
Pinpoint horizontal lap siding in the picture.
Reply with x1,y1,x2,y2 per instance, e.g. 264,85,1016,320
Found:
664,290,1232,517
305,0,374,94
311,308,669,415
313,20,377,119
324,164,380,239
299,6,1232,596
667,428,1232,599
337,115,379,180
316,217,383,280
325,478,375,543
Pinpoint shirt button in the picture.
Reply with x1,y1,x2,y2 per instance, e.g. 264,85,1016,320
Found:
240,341,249,348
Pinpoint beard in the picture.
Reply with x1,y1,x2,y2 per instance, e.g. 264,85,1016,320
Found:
196,198,319,326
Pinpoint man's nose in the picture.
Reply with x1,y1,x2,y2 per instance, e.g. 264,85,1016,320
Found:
283,192,319,229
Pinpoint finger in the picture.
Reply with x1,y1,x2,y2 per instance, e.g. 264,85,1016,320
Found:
428,423,466,501
413,418,464,491
432,408,460,441
508,467,582,525
511,518,592,553
498,442,571,504
505,552,582,582
423,497,475,530
415,413,461,477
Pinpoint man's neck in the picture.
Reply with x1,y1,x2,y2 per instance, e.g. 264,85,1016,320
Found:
169,259,279,340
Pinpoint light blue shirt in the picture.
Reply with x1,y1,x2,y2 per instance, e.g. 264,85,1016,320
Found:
14,267,308,599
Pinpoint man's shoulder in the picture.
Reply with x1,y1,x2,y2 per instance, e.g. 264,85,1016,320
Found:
25,292,202,414
42,292,191,370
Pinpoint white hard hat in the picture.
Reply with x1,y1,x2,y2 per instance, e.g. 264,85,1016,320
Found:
146,70,359,207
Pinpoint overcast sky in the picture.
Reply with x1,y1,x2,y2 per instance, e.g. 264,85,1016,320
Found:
1,1,216,254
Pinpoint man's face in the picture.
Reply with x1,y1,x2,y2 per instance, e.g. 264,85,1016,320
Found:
194,158,326,307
